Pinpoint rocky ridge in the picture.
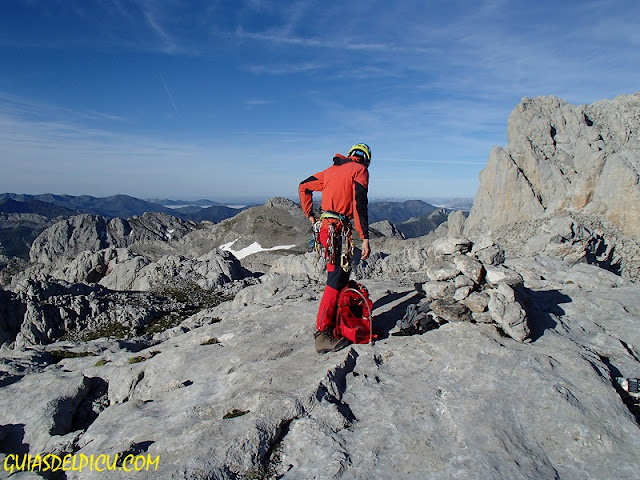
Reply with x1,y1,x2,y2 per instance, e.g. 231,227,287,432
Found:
466,93,640,267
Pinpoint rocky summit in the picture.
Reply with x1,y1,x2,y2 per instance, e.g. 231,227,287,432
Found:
1,94,640,479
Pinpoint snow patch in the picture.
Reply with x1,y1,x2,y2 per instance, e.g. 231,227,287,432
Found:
219,238,296,260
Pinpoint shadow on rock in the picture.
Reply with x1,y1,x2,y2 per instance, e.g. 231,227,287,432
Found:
0,423,29,456
372,291,422,339
518,287,572,342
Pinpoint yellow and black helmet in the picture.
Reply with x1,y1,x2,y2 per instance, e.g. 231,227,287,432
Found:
348,143,371,166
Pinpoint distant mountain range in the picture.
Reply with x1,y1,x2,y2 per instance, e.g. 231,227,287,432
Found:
0,198,80,218
0,193,472,260
0,193,245,222
368,200,440,224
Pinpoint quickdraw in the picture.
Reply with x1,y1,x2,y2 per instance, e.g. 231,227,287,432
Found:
312,211,354,272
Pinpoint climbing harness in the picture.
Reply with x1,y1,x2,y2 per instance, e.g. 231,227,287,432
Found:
311,211,354,272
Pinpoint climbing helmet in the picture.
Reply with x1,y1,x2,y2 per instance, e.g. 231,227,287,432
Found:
348,143,371,166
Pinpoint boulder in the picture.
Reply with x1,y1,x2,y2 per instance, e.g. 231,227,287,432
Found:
432,236,473,256
446,210,467,237
474,244,505,266
453,255,485,284
424,281,455,300
488,283,530,342
430,298,473,323
485,265,524,287
426,261,459,282
464,291,490,313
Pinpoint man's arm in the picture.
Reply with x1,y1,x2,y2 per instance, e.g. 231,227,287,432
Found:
352,165,369,239
353,166,370,260
299,173,323,219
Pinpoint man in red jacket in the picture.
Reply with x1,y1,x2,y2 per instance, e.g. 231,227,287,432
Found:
299,143,371,353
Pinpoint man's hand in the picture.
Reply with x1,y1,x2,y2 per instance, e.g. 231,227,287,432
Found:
361,239,370,261
309,216,316,225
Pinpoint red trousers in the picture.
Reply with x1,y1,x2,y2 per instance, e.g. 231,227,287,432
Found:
316,226,349,332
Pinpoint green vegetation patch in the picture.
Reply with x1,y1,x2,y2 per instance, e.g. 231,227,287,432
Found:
49,350,97,362
223,408,250,419
142,312,188,335
80,321,131,342
158,284,231,310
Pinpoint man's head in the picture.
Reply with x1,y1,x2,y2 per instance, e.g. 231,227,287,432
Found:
348,143,371,167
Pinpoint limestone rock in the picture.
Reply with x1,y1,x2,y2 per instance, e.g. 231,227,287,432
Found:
426,260,459,281
430,298,473,323
1,258,639,479
424,281,455,300
432,236,472,256
446,210,467,237
453,286,473,301
370,220,405,239
466,93,640,241
485,265,524,287
454,275,475,289
0,372,95,454
453,254,485,284
488,283,530,342
474,244,505,266
464,291,490,313
29,213,196,265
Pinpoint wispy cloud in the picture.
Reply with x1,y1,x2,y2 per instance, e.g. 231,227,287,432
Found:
243,62,322,75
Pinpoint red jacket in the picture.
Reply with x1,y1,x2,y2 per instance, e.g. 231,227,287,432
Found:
299,154,369,239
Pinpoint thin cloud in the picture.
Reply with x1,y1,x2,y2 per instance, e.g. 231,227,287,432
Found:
244,62,322,75
0,93,128,125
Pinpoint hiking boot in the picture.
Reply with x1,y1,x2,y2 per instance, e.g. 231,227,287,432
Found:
314,329,351,354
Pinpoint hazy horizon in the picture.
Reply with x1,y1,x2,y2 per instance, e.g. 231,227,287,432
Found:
1,191,475,208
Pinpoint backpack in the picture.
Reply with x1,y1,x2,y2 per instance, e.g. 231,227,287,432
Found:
335,281,375,344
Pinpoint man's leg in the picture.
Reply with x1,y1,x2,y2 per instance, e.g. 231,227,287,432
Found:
314,225,351,353
316,262,349,332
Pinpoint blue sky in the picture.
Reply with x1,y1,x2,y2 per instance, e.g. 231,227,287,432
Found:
1,0,638,203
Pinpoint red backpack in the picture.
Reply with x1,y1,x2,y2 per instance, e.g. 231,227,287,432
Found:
335,281,376,344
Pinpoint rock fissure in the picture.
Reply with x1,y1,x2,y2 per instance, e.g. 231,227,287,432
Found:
313,349,360,425
597,354,640,423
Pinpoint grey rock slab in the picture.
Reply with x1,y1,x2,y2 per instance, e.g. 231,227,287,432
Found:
429,298,473,323
432,236,472,256
424,281,455,301
0,371,91,454
426,261,459,282
66,280,368,479
485,264,524,287
453,254,485,284
474,244,505,266
488,284,530,342
279,323,640,480
453,285,473,302
454,274,475,289
446,210,466,238
464,291,490,313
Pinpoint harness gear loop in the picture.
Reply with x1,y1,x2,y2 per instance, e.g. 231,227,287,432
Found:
313,211,354,273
